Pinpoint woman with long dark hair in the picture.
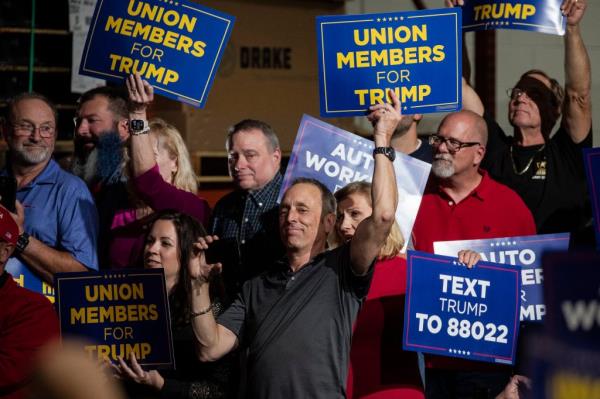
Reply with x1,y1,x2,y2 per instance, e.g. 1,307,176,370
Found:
114,211,232,398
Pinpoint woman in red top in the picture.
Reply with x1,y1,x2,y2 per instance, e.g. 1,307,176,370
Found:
334,181,425,399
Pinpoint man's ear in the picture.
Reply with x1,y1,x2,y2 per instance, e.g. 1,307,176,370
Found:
118,119,130,141
0,243,14,264
272,147,282,166
474,145,486,165
324,212,336,235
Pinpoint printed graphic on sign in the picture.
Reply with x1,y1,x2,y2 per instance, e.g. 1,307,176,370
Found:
403,251,521,365
55,269,174,368
316,8,461,117
434,233,569,322
461,0,566,36
279,115,431,252
583,148,600,250
80,0,235,107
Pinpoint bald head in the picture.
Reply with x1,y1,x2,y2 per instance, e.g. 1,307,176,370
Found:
439,110,488,147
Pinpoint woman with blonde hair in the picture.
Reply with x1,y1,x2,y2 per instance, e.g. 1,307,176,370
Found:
108,74,210,269
334,181,425,399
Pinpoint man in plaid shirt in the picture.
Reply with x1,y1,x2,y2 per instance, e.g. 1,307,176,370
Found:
210,119,284,303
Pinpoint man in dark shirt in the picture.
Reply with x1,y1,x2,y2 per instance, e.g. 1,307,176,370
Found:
210,119,285,302
460,0,592,245
187,93,402,398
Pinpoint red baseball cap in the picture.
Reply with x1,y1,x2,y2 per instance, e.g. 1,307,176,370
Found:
0,206,18,246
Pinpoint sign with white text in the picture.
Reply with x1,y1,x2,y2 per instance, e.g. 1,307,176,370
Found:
434,233,570,322
80,0,234,107
279,115,431,252
403,251,521,365
316,8,462,117
461,0,566,36
55,269,174,368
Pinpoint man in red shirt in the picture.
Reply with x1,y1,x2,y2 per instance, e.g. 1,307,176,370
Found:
0,205,59,399
411,110,536,398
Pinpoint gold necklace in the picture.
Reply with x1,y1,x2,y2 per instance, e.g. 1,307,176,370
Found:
510,144,545,176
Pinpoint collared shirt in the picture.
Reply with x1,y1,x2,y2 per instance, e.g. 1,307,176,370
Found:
412,170,536,254
210,173,285,301
2,159,99,299
411,170,535,372
218,244,373,399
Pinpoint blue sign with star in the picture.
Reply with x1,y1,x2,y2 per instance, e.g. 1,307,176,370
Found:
80,0,235,107
55,269,175,368
403,251,521,365
316,8,462,117
460,0,566,36
434,233,570,322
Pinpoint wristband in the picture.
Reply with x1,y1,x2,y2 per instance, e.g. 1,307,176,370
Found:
190,304,213,318
16,232,30,253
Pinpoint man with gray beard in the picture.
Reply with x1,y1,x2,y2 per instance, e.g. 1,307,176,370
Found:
72,86,130,269
0,92,99,296
411,110,535,398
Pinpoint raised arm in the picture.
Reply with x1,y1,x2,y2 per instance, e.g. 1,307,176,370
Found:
126,73,156,177
561,0,591,143
188,237,238,362
349,91,400,275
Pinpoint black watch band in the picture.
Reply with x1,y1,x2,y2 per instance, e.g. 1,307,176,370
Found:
16,232,30,253
373,146,396,162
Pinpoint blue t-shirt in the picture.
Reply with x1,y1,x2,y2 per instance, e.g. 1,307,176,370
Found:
2,159,99,301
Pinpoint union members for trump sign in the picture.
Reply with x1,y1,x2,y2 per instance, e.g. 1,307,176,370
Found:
80,0,234,107
316,7,462,117
56,269,174,368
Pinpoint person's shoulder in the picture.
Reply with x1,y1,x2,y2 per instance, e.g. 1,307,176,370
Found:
4,277,55,313
53,163,93,193
214,190,241,206
484,174,528,205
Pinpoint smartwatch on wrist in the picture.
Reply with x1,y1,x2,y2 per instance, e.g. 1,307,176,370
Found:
16,232,30,253
129,119,150,135
373,146,396,162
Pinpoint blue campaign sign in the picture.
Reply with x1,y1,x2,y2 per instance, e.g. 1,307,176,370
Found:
583,148,600,250
316,8,462,117
403,251,521,365
527,334,600,399
280,114,431,252
55,269,174,368
527,252,600,399
6,259,55,303
542,252,600,350
434,233,570,322
80,0,234,107
461,0,566,36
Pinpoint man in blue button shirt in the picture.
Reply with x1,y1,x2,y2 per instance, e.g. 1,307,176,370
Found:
1,92,99,300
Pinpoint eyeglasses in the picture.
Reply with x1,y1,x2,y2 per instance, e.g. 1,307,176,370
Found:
506,88,529,101
429,134,480,153
11,122,55,138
